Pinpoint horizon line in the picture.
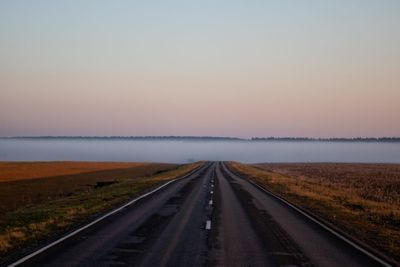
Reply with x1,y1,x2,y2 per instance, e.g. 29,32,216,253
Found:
1,135,400,141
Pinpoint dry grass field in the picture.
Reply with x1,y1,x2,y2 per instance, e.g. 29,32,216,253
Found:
0,161,201,262
257,163,400,205
228,162,400,262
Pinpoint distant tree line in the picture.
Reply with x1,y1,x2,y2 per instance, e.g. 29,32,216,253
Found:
250,137,400,142
5,136,243,141
3,136,400,142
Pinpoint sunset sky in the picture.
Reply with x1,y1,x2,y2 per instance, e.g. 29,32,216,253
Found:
1,1,399,138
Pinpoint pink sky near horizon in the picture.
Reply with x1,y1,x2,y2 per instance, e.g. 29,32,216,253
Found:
1,1,399,138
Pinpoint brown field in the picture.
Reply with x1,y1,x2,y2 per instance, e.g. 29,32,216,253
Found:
0,161,201,261
0,162,177,215
0,161,154,182
228,162,400,262
256,163,400,205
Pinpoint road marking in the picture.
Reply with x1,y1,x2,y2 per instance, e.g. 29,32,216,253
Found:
206,220,211,230
209,200,213,205
211,184,214,187
7,165,205,267
210,191,213,194
221,163,393,267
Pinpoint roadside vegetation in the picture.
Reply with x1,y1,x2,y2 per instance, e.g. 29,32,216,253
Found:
227,162,400,262
0,161,201,262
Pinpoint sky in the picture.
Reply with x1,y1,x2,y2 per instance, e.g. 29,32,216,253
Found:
1,0,399,138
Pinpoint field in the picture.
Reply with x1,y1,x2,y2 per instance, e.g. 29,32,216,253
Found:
227,162,400,261
0,162,177,214
0,161,201,262
0,162,157,182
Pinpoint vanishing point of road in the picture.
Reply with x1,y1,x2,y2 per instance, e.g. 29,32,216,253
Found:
8,162,394,267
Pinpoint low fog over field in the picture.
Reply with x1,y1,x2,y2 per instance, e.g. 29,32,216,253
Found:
1,139,399,163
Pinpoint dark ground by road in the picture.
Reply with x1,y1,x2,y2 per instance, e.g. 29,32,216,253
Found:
8,162,392,267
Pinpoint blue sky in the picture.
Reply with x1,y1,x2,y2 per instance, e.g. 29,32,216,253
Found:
1,0,399,137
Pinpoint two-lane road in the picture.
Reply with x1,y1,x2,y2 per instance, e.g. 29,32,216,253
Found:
9,162,393,267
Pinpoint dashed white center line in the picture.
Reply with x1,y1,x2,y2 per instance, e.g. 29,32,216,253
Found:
211,184,214,187
206,220,211,230
209,200,213,205
210,191,214,194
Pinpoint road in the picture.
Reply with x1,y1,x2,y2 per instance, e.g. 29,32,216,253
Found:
9,162,393,267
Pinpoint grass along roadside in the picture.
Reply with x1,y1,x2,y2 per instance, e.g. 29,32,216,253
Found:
0,162,202,263
227,162,400,263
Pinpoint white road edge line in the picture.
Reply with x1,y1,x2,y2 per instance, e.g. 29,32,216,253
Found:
221,163,393,267
206,220,211,230
7,165,205,267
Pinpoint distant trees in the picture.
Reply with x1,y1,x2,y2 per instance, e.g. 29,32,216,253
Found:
250,137,400,142
4,136,400,142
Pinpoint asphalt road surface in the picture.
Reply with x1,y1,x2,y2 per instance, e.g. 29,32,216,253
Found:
9,162,393,267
